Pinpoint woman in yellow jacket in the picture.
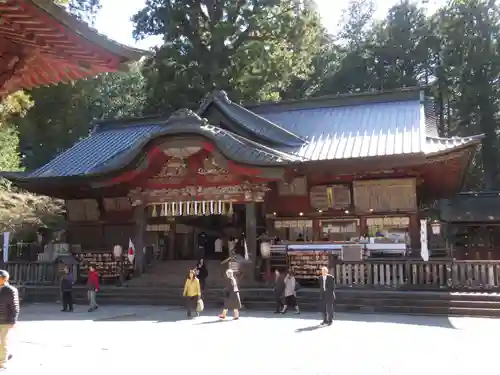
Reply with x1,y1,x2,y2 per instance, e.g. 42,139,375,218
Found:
183,269,201,318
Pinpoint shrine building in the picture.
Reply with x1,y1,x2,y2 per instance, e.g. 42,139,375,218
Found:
1,88,483,285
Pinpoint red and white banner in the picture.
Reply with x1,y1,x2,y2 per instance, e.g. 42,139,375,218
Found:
128,238,135,263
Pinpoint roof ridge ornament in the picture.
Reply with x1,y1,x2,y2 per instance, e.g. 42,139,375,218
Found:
167,108,209,126
197,90,230,115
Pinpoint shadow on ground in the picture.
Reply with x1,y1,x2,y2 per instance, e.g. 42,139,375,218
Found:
19,303,458,329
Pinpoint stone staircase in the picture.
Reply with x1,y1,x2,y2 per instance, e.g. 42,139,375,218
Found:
127,260,263,288
22,285,500,317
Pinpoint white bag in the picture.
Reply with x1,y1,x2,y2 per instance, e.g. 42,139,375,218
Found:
196,298,204,312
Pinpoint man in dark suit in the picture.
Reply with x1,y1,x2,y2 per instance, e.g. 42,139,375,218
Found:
319,266,336,325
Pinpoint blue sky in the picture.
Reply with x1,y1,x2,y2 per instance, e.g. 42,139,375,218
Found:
94,0,445,50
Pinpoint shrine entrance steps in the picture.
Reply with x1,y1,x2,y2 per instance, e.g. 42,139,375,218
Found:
127,260,263,288
21,286,500,317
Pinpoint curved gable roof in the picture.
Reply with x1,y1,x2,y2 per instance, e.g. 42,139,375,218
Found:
198,91,306,148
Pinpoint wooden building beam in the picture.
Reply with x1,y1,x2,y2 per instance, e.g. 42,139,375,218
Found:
245,201,257,278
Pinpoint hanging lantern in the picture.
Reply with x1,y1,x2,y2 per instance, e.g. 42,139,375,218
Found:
260,242,271,259
113,244,123,258
179,201,183,216
218,200,222,215
210,200,214,215
228,202,234,216
152,205,157,217
172,202,177,216
431,220,441,235
160,203,165,217
186,201,191,216
221,201,227,215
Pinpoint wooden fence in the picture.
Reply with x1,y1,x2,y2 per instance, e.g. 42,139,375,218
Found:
2,262,76,285
331,260,500,290
4,259,500,290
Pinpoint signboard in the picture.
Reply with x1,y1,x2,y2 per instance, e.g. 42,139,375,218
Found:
278,177,307,196
353,178,416,212
274,220,313,229
288,251,328,280
310,184,351,210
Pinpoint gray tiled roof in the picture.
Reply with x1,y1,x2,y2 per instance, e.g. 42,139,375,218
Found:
252,99,479,160
207,91,306,147
30,124,165,177
262,101,421,159
28,121,299,178
23,89,482,179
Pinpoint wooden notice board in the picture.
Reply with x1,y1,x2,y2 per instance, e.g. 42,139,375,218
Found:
288,251,329,280
310,184,351,210
353,178,416,212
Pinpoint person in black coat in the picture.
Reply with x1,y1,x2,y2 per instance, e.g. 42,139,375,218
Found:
273,269,285,314
60,266,74,312
319,266,336,326
195,258,208,293
0,270,19,369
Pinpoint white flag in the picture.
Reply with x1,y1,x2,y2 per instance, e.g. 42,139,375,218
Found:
128,238,136,263
244,238,249,261
2,232,9,263
420,219,429,262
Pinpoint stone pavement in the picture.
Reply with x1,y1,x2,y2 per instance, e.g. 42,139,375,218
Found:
6,303,500,374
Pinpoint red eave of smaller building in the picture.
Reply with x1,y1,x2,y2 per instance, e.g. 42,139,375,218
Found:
0,0,147,96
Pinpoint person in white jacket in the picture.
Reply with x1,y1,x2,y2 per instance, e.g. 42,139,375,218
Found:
281,270,300,314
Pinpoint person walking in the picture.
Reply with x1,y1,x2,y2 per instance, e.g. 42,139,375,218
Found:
319,266,336,326
195,258,208,294
273,269,285,314
183,270,201,318
281,270,300,314
87,265,100,312
0,270,19,370
219,269,241,320
60,266,74,312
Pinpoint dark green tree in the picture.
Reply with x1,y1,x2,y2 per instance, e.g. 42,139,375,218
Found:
133,0,324,113
19,63,147,170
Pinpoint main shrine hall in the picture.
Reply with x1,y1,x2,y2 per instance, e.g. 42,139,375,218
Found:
1,86,483,285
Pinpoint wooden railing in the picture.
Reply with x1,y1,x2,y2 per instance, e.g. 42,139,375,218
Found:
331,260,500,290
2,262,60,285
4,259,500,290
